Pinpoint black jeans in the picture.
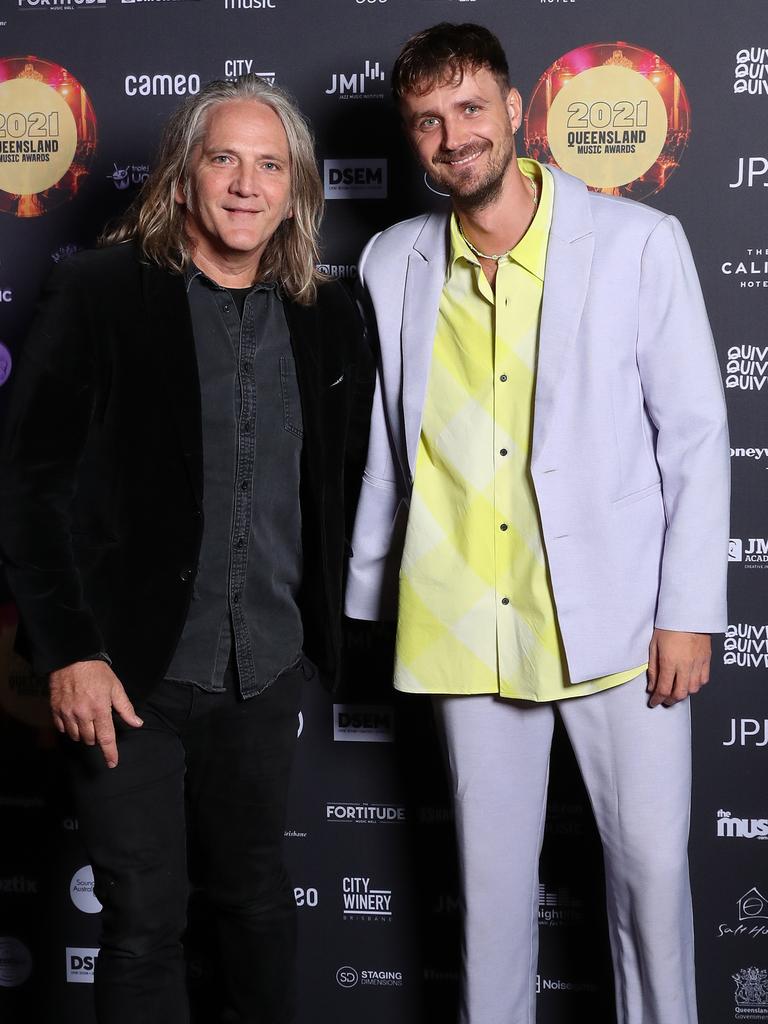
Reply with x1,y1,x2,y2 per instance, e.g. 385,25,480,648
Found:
65,665,305,1024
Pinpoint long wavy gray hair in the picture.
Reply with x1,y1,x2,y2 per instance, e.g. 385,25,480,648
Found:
101,76,325,305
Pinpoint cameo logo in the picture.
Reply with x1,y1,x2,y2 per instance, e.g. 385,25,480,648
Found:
107,162,150,190
342,876,392,921
718,889,768,940
717,810,768,840
724,719,768,747
735,48,768,96
224,61,275,83
332,702,394,741
722,248,768,288
730,538,768,566
724,623,768,668
17,0,106,9
317,264,357,279
325,60,385,100
70,865,103,913
730,157,768,188
66,947,99,983
731,446,768,463
0,342,12,388
535,974,598,994
0,937,33,987
539,884,584,926
733,967,768,1014
324,160,387,200
293,886,318,908
724,346,768,392
326,802,405,823
224,0,276,9
0,876,37,895
124,73,200,97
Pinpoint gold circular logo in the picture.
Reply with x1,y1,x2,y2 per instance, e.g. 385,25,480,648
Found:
0,78,78,195
547,65,668,189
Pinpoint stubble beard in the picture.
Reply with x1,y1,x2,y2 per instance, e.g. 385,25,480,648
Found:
431,132,517,212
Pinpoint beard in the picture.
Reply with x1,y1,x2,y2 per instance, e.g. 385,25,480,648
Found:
430,131,517,211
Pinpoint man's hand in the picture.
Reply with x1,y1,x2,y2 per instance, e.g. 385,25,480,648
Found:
646,628,711,708
49,661,143,768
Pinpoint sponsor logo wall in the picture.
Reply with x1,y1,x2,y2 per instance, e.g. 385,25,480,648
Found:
0,3,764,1023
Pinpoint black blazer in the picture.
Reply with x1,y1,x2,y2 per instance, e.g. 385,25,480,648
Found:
0,243,374,700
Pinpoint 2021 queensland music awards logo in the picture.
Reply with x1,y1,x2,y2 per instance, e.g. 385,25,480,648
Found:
0,56,97,218
525,42,691,201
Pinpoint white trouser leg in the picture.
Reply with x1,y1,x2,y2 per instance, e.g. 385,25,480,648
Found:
559,674,697,1024
434,695,555,1024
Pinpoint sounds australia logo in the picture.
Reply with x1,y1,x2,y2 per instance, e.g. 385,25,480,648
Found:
724,345,768,393
724,623,768,668
735,47,768,97
325,60,385,100
717,810,768,841
718,888,768,940
729,538,768,568
733,967,768,1019
342,876,393,922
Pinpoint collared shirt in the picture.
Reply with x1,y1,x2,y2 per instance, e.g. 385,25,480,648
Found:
164,266,304,697
395,159,646,700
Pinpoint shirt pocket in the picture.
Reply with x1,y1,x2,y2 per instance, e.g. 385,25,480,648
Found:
280,355,304,439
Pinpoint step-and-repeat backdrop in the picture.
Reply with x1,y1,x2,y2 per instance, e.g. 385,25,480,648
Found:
0,3,765,1022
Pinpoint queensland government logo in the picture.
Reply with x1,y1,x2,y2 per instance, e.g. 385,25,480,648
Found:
719,889,768,940
717,810,768,840
733,967,768,1019
342,876,392,921
735,48,768,97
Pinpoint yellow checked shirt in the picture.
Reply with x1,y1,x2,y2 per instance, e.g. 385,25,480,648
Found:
394,159,646,700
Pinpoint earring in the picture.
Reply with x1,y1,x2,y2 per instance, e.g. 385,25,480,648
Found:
423,172,451,198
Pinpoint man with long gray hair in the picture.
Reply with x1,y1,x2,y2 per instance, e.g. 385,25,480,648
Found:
0,76,373,1023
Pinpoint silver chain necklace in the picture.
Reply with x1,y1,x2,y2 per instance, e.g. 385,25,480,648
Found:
458,177,538,262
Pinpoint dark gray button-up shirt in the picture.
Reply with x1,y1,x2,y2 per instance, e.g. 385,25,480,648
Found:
164,267,304,697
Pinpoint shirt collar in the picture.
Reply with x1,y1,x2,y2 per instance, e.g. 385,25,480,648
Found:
184,262,278,296
448,158,554,282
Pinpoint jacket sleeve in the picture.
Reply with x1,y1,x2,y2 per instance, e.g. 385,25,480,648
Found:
636,215,730,633
0,258,106,673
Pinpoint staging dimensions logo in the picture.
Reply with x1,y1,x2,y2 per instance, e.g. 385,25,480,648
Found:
525,42,690,200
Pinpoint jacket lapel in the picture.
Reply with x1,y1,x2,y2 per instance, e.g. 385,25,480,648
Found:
402,214,450,477
533,167,594,465
141,259,204,505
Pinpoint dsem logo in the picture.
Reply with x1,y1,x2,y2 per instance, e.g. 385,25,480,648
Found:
323,161,387,200
332,702,394,741
66,947,99,983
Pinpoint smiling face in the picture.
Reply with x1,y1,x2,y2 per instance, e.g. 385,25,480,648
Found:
400,65,520,211
177,99,293,277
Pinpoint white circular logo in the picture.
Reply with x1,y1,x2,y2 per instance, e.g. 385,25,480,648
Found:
336,965,358,988
0,937,33,987
69,865,102,914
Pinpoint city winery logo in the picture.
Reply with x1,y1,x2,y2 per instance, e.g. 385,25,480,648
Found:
325,60,385,100
525,42,690,200
724,719,768,747
66,947,99,983
730,157,768,189
332,702,394,742
342,876,393,921
223,61,275,83
538,884,584,927
326,802,406,823
0,937,33,987
735,48,768,96
124,73,200,97
717,810,768,840
107,161,150,191
718,888,768,940
724,345,768,392
729,538,768,566
722,248,768,289
0,57,97,218
733,967,768,1013
724,623,768,668
323,160,387,200
335,965,403,988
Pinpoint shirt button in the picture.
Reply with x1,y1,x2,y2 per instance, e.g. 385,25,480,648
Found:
240,480,248,491
501,597,510,605
244,419,253,432
232,593,240,604
179,568,192,582
223,303,231,313
500,523,508,532
499,374,508,382
499,448,508,457
242,360,251,373
236,537,244,548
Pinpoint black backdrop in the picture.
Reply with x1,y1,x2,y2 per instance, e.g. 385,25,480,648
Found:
0,2,766,1022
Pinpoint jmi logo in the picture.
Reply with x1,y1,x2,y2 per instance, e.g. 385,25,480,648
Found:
729,538,768,564
323,160,387,201
66,947,99,984
717,810,768,840
325,60,385,99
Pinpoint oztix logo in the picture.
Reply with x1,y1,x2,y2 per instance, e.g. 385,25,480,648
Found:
730,157,768,188
124,73,200,97
723,719,768,747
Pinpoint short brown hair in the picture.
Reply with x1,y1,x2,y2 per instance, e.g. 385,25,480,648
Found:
391,23,510,101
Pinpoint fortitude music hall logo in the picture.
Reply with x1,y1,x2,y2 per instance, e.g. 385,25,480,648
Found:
525,42,691,201
0,56,97,217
